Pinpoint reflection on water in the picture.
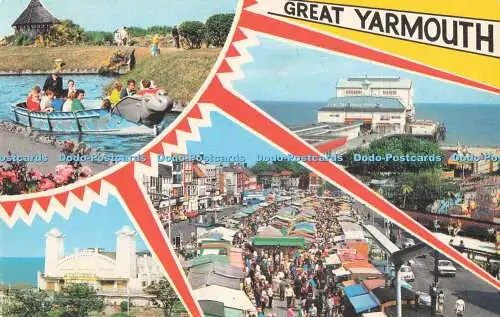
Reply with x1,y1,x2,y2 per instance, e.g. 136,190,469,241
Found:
0,75,175,156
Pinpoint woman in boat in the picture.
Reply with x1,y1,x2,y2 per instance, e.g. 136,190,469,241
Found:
26,85,41,112
108,82,122,105
64,79,76,97
120,79,136,99
71,89,86,112
136,79,159,96
40,88,55,112
62,91,76,112
101,98,112,112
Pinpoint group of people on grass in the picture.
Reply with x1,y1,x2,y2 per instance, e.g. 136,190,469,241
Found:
25,73,161,113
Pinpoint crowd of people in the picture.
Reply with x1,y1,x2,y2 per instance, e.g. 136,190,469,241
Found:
25,73,162,113
231,198,356,317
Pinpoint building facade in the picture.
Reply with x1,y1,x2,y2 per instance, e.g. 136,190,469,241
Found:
12,0,57,38
38,226,163,305
318,96,407,134
336,76,414,121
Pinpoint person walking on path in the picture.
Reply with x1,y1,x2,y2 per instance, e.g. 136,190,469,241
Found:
285,284,294,308
455,297,465,317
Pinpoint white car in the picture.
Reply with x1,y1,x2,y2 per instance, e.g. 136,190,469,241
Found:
437,260,457,277
403,238,416,248
399,265,415,282
416,291,432,307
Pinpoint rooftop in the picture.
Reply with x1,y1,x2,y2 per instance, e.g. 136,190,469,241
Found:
337,76,412,89
321,96,406,112
12,0,57,27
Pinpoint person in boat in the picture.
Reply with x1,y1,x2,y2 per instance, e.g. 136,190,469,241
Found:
40,88,55,112
26,85,41,112
136,79,159,96
62,79,76,97
108,82,122,105
62,91,76,112
71,89,86,112
42,72,63,98
119,79,136,99
101,98,112,112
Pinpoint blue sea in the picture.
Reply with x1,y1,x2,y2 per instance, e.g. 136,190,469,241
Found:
255,100,500,147
0,257,43,286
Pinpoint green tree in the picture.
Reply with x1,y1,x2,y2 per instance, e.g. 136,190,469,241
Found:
54,284,104,317
205,13,235,47
2,288,53,317
178,21,205,49
144,280,181,317
343,136,444,174
251,161,273,174
45,20,85,46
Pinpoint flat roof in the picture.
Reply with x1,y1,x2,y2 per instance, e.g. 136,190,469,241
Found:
321,96,406,112
364,224,400,255
337,77,412,89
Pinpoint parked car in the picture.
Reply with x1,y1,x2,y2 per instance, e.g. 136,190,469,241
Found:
399,265,415,282
403,238,416,248
437,260,457,276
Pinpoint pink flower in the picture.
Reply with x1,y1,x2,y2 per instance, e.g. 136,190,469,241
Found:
32,170,42,180
80,166,92,177
39,178,56,191
10,175,18,184
54,174,66,185
55,165,66,173
61,165,75,179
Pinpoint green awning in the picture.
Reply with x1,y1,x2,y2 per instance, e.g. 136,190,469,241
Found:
183,255,229,268
251,236,305,247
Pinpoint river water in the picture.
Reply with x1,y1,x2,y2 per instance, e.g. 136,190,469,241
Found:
0,75,174,156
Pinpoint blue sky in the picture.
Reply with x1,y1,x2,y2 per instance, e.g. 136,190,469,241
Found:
233,36,500,104
0,195,147,257
186,111,284,166
0,0,237,37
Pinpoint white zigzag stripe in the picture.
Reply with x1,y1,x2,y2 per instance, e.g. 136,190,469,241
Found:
218,27,261,87
0,180,116,228
133,104,218,183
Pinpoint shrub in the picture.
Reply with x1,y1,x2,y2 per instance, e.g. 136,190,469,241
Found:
120,300,129,312
85,31,114,45
14,34,33,46
179,21,205,49
205,13,235,47
44,19,85,46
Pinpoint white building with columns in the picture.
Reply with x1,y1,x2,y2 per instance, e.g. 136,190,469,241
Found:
336,76,415,122
37,226,163,300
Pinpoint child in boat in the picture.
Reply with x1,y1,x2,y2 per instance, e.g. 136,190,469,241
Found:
62,91,76,112
71,89,86,112
26,85,41,112
101,98,112,111
120,79,136,99
108,82,122,105
40,88,55,112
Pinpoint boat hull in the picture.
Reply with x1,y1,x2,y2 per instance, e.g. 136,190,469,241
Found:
11,105,154,135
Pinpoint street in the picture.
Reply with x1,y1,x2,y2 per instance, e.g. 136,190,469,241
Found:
367,210,500,317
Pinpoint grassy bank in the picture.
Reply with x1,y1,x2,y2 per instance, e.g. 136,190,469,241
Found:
0,46,151,71
110,48,220,101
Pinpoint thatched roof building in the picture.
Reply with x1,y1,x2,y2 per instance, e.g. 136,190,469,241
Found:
11,0,57,37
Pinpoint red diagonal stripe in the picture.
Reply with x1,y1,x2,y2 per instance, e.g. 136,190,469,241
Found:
217,59,233,73
36,196,51,211
164,130,178,145
1,201,18,217
176,117,192,133
201,77,500,290
107,166,203,317
188,104,203,119
71,186,86,201
55,191,69,207
87,180,102,196
19,199,34,215
232,27,247,42
226,45,241,58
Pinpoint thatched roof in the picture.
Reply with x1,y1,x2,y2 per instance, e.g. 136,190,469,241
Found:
12,0,57,27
